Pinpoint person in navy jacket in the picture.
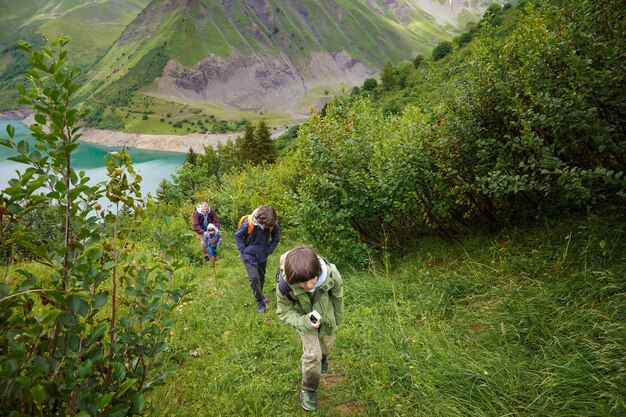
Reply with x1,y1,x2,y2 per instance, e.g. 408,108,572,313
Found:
234,205,280,312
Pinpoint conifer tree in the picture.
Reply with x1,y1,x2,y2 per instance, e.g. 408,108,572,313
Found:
237,122,256,164
255,119,276,164
202,144,221,179
185,146,198,165
381,60,396,90
413,53,424,68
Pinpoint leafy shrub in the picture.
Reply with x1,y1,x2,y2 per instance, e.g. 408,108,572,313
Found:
435,0,626,220
362,78,378,91
0,37,194,416
281,95,460,264
432,41,453,61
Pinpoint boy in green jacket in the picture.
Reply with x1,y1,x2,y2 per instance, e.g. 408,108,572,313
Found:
276,246,344,412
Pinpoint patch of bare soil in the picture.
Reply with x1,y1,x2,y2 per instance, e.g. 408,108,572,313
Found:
321,373,344,389
334,400,368,416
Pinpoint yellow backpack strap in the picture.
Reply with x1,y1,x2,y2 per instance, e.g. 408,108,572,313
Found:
246,214,254,235
238,214,252,238
237,214,247,228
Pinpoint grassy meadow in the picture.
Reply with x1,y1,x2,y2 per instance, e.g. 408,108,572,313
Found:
146,212,625,416
112,93,295,135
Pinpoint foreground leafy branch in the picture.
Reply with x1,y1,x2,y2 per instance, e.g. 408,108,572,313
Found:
0,37,195,416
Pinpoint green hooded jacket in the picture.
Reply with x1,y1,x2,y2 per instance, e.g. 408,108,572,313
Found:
275,254,344,337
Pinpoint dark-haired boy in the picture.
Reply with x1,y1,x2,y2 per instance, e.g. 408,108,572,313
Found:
234,205,280,312
276,246,344,412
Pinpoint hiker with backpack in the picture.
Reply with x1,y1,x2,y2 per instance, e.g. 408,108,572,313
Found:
234,205,280,313
275,246,344,412
193,201,220,259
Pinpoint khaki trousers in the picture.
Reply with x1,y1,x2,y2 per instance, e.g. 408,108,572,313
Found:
299,332,335,391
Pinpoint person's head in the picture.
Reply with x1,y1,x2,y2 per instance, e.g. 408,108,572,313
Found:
255,205,277,228
284,246,321,291
200,202,209,213
207,224,215,233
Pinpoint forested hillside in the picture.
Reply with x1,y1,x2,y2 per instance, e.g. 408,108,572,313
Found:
0,0,624,415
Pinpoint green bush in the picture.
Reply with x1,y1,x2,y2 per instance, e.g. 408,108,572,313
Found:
432,41,452,61
434,0,626,220
0,37,195,416
280,96,459,264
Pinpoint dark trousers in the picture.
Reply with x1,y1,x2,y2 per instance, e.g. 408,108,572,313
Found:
244,261,267,303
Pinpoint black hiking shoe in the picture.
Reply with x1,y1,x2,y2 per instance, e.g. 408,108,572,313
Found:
321,356,329,374
300,389,317,412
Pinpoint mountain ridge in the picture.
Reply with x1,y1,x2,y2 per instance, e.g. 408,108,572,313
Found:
1,0,501,123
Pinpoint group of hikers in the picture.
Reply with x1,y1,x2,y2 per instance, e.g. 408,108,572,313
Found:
192,201,344,412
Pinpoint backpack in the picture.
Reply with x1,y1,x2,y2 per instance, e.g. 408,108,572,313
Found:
237,214,274,236
276,270,298,302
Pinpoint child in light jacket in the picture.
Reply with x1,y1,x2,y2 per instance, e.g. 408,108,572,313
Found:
202,223,222,266
276,246,344,412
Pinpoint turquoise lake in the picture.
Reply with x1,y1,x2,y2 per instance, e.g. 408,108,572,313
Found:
0,120,185,200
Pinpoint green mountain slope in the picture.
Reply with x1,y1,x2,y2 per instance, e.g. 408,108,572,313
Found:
1,0,500,122
79,0,497,122
79,0,421,115
0,0,151,109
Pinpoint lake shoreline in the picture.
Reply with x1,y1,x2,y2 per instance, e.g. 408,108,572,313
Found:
0,110,248,154
79,128,240,154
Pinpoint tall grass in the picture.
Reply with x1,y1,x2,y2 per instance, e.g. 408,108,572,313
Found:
148,212,625,416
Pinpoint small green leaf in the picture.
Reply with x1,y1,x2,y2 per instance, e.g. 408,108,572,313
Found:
34,113,47,125
6,124,15,138
68,294,89,316
112,362,126,380
2,359,19,377
17,140,29,154
87,324,107,345
93,292,108,309
31,384,46,404
118,378,137,396
105,403,129,417
75,412,91,417
77,359,93,378
97,392,115,410
102,261,117,270
35,309,63,327
132,392,146,414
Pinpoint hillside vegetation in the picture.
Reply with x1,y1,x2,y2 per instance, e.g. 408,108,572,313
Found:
144,212,625,416
162,0,624,264
0,0,624,415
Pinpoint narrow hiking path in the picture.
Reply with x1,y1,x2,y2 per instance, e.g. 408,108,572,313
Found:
147,216,625,417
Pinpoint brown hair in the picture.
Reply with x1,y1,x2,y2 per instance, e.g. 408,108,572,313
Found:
255,205,277,228
284,246,321,284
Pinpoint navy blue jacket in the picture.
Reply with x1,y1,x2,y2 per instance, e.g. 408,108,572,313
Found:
234,217,280,267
